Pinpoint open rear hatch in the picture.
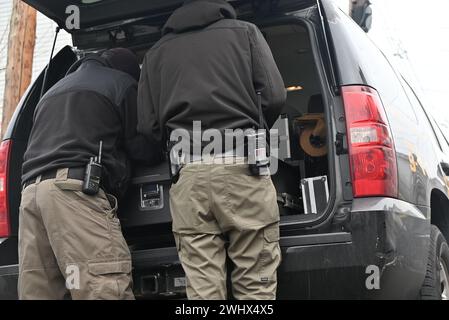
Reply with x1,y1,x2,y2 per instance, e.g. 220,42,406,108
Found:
20,0,336,243
22,0,319,53
22,0,316,31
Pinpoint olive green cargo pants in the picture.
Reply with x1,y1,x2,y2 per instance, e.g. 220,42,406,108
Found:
170,161,281,300
18,168,134,300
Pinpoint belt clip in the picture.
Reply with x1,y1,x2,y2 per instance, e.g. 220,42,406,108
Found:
55,168,69,182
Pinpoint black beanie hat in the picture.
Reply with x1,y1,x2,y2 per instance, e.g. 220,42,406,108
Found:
101,48,140,81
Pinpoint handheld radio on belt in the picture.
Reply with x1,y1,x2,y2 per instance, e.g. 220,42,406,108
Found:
248,92,270,176
82,141,103,195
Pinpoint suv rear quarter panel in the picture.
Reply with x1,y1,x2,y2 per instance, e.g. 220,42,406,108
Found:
320,0,449,297
322,0,447,209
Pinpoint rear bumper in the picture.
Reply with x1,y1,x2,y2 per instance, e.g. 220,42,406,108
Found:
278,197,430,299
0,265,19,300
0,198,430,300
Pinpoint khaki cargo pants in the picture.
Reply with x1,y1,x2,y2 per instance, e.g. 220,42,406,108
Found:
170,160,281,300
18,168,134,300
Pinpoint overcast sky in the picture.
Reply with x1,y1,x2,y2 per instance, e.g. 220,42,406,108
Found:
335,0,449,133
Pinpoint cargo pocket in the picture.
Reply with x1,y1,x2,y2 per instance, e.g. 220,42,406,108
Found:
263,223,280,244
53,179,83,191
174,233,183,260
53,180,111,212
174,233,190,273
259,223,281,286
224,170,276,227
98,190,116,212
104,193,120,223
88,260,134,300
169,170,206,233
82,191,120,227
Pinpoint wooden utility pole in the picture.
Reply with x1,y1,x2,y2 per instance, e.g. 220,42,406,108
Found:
1,0,36,136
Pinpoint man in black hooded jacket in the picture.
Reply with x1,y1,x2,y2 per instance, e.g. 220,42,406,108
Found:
138,0,286,300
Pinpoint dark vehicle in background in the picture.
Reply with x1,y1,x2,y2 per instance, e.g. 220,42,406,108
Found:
1,0,448,300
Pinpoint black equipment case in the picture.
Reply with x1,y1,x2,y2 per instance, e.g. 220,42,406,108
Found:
119,161,173,228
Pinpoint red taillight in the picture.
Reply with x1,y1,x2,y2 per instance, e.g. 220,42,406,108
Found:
0,140,11,238
342,86,398,198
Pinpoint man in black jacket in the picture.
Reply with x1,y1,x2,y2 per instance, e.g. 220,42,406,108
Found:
19,48,161,300
138,0,286,300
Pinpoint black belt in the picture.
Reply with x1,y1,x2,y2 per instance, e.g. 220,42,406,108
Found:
23,167,85,190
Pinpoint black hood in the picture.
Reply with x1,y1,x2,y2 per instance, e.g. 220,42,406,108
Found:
66,49,140,82
162,0,237,35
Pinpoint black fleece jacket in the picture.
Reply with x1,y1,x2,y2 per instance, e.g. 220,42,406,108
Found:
22,58,162,198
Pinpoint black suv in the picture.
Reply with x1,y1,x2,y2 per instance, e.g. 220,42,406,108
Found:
1,0,448,300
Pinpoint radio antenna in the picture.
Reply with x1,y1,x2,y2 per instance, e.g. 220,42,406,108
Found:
98,141,103,164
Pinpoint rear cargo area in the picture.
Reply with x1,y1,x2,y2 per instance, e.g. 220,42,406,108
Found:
120,22,333,248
